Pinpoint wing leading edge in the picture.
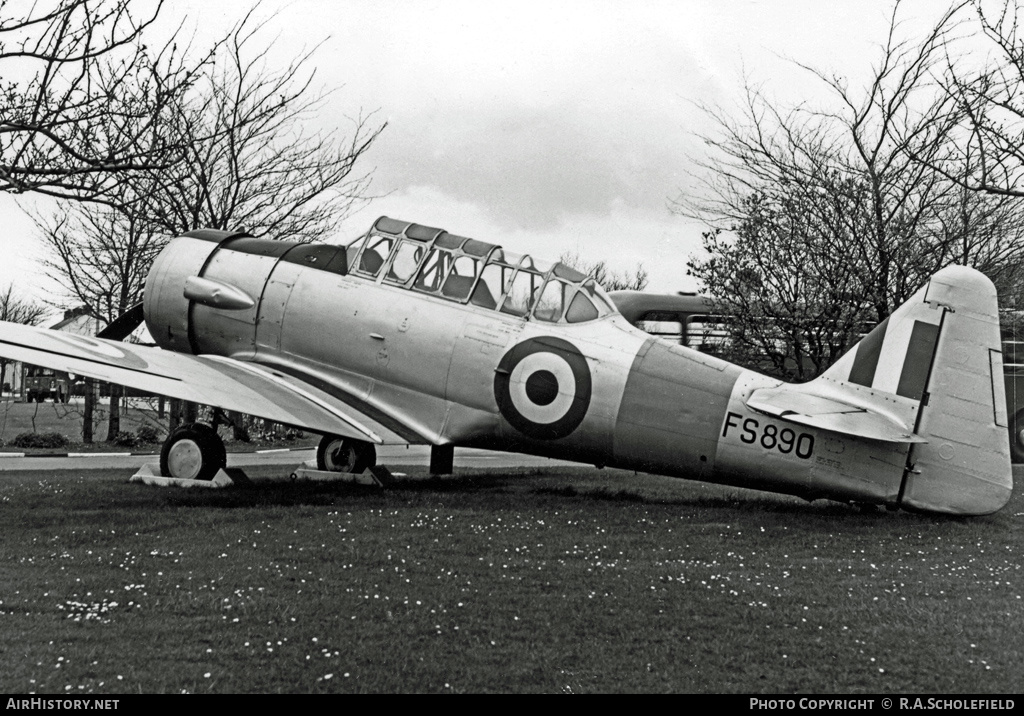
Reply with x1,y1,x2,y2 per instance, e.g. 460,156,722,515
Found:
0,320,383,443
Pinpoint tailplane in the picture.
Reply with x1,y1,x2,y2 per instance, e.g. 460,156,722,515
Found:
747,265,1011,514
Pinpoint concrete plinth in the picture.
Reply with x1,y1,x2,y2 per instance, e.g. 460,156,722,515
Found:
129,463,251,488
289,459,396,486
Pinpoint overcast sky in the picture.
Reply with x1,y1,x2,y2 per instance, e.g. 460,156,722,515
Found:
1,0,953,306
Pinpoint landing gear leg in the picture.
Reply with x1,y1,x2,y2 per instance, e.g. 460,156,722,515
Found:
430,444,454,475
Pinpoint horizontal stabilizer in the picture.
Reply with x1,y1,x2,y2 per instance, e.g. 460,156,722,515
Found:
745,386,926,443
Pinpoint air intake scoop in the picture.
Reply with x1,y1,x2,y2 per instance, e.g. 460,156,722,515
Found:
183,276,256,310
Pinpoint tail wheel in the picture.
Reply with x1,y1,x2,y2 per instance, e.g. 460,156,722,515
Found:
317,435,375,474
159,423,226,480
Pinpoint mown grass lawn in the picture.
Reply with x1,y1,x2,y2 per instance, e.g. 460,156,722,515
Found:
1,465,1021,693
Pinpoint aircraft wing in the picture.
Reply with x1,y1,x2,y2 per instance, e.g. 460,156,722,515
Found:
0,320,382,443
745,385,926,444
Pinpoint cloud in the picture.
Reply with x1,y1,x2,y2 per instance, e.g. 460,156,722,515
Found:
365,69,712,231
326,0,722,231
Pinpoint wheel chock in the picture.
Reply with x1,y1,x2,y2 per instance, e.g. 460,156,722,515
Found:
290,460,396,487
369,465,396,486
129,463,250,488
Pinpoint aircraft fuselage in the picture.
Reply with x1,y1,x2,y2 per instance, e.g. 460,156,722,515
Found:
145,229,907,507
138,218,1011,515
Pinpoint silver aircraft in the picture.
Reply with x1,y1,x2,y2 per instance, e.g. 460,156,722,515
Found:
0,217,1011,515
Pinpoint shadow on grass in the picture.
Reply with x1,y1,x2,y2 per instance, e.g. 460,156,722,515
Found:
157,469,545,509
144,465,984,528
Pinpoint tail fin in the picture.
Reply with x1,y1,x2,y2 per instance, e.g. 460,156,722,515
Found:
821,265,1011,514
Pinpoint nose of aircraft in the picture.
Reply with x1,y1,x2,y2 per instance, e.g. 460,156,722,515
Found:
144,230,248,354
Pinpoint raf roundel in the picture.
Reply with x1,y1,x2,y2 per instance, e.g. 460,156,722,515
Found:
493,337,592,440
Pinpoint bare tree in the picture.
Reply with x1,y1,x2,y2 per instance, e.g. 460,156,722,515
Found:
130,11,385,241
34,9,385,441
34,202,168,440
919,0,1024,197
37,9,386,306
0,0,208,203
688,188,876,380
38,207,161,321
559,251,648,292
676,1,1024,378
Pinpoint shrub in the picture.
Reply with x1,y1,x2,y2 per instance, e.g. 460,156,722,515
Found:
12,432,69,449
110,431,138,448
248,419,305,442
135,426,161,444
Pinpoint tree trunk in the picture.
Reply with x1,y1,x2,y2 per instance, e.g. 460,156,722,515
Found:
169,398,181,432
228,410,249,441
169,399,199,432
83,378,94,444
106,384,121,441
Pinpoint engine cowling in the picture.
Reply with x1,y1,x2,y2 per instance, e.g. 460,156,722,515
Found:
144,229,348,357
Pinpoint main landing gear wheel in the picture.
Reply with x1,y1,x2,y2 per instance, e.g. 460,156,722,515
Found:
316,435,376,474
159,423,227,481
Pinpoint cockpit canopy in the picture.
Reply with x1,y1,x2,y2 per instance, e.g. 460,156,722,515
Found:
346,217,616,324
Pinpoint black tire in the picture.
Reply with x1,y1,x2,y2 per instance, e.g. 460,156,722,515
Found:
316,435,375,474
159,423,227,480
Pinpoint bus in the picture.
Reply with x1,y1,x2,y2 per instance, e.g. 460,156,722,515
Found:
610,291,1024,464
